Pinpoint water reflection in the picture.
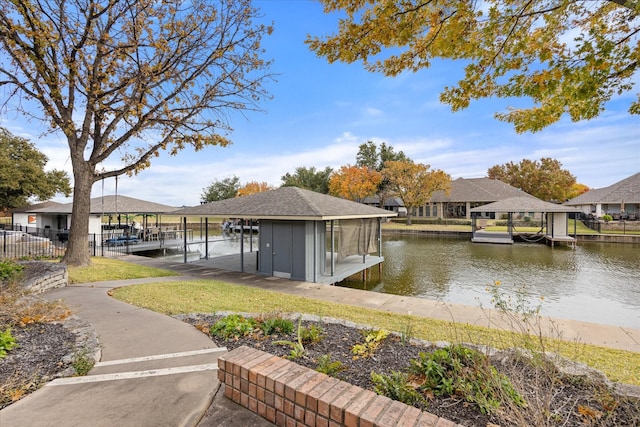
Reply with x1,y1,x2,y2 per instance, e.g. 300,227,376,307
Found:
341,236,640,328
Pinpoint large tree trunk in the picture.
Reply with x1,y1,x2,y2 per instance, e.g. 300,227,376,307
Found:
62,163,94,266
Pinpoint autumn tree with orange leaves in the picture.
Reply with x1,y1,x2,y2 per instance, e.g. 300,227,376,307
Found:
237,181,275,197
0,0,273,266
328,166,382,202
382,160,450,225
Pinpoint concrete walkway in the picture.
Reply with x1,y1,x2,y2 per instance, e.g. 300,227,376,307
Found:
1,254,637,427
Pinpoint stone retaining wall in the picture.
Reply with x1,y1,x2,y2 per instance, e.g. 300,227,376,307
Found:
218,346,463,427
20,261,68,293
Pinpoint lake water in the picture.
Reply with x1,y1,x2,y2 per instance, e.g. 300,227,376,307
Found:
340,235,640,329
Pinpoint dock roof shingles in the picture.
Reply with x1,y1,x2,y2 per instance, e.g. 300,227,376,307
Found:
173,186,397,220
470,196,581,213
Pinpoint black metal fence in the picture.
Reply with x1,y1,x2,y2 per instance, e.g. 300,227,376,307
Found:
0,225,134,259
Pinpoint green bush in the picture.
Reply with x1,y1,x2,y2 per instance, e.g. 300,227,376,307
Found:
409,345,525,415
0,260,24,284
210,314,256,339
315,354,346,378
371,371,424,406
0,327,17,358
298,324,324,344
260,316,294,335
602,214,613,222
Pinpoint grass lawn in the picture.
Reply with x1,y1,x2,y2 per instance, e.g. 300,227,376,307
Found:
67,259,639,386
67,257,177,284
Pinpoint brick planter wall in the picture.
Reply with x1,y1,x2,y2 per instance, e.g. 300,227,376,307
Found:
218,346,463,427
20,261,68,293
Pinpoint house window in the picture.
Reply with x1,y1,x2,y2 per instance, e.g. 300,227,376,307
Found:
433,206,438,217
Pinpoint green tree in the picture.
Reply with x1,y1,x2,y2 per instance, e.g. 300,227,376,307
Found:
382,160,450,225
328,165,382,202
356,141,410,208
356,141,409,171
281,166,333,193
487,158,577,202
307,1,639,132
0,127,71,212
0,0,273,266
201,176,241,203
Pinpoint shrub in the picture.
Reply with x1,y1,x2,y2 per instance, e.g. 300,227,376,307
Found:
371,371,424,406
315,354,346,378
409,345,526,415
260,316,294,336
0,260,24,285
0,327,17,358
298,324,324,344
210,314,256,339
602,214,613,222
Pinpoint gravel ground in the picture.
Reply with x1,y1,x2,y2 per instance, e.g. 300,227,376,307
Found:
181,313,640,427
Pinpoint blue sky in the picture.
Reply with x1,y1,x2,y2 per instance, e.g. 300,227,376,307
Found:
3,0,639,207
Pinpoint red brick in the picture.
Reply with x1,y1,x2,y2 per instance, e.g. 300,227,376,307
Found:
396,406,422,427
275,394,285,411
285,370,322,402
304,409,317,426
224,372,233,386
256,385,265,401
315,414,329,427
317,382,351,419
415,411,439,426
434,418,459,427
232,375,240,390
249,396,258,413
266,405,276,423
241,351,274,380
251,355,283,386
248,382,257,397
294,404,306,421
217,368,225,382
231,388,241,403
240,377,249,394
285,415,296,427
266,362,296,392
275,411,286,426
223,384,233,399
240,392,249,408
329,421,341,427
295,373,327,406
359,395,393,427
329,385,365,423
305,377,341,412
374,400,407,427
284,398,295,417
265,389,275,407
258,401,267,417
274,365,307,397
344,389,378,427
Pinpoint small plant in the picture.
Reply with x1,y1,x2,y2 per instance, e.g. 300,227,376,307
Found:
315,354,346,378
260,316,294,336
371,371,424,406
0,327,17,358
399,316,414,346
210,314,256,339
601,214,612,222
0,260,24,284
72,349,95,376
409,345,526,415
298,324,324,344
351,329,389,359
274,317,308,360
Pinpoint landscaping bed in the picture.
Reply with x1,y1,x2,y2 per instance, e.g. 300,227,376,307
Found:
181,313,640,427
